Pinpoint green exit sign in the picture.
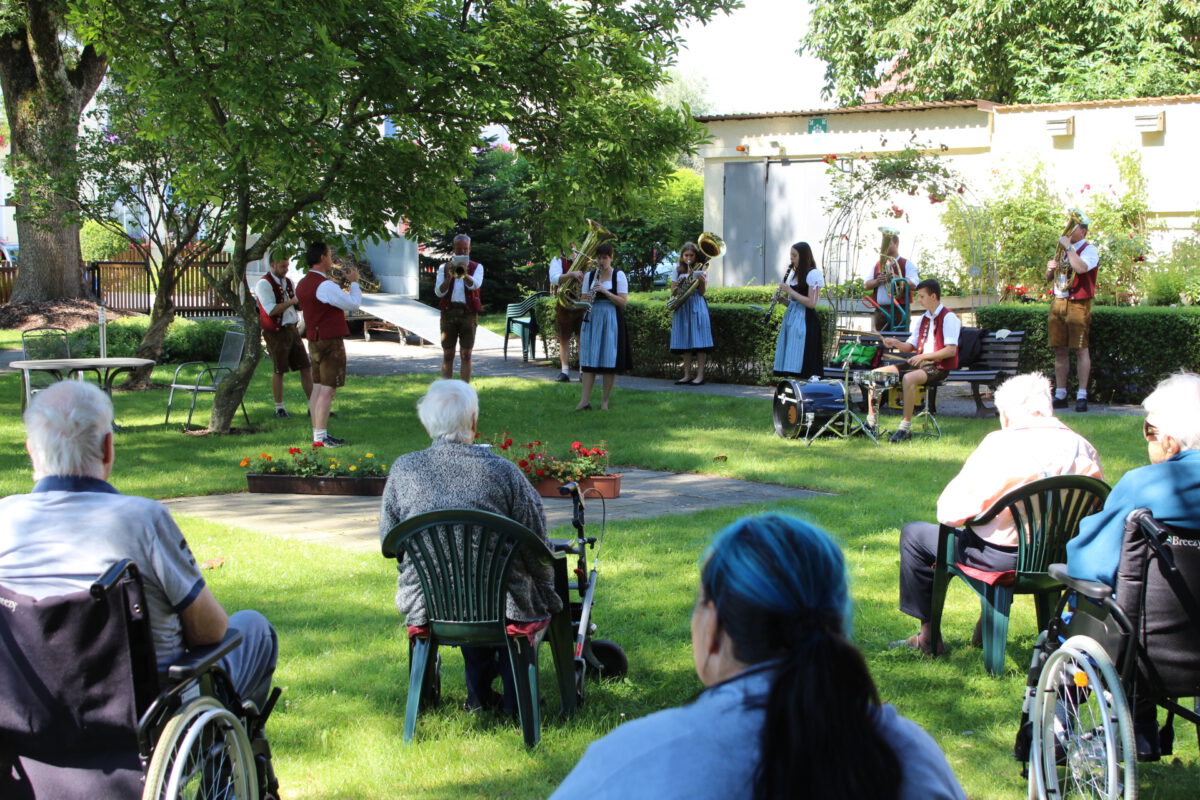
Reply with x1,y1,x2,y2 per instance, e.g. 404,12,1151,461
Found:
807,117,828,134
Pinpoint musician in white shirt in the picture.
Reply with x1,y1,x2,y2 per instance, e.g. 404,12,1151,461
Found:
254,257,313,419
550,247,585,382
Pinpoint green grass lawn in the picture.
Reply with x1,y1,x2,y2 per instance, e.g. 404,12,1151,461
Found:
1,364,1194,798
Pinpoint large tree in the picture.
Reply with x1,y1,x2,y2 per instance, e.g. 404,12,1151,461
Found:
0,1,107,302
802,1,1200,105
71,0,737,432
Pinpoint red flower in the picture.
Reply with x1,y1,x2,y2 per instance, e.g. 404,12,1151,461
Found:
312,441,325,448
571,441,581,449
288,447,302,455
504,438,512,447
518,459,529,469
536,468,545,477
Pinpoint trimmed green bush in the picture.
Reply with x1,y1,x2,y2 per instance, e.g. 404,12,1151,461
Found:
534,289,836,385
79,220,132,262
68,317,238,364
975,302,1200,402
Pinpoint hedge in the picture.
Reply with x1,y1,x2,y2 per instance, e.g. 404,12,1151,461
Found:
975,303,1200,403
67,317,239,364
533,287,837,385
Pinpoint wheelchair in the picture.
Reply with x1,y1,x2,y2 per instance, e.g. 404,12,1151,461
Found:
0,559,279,799
1015,510,1200,800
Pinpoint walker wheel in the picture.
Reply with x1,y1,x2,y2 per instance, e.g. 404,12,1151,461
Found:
588,639,628,681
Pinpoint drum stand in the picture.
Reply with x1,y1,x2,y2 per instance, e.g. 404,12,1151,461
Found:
807,355,879,446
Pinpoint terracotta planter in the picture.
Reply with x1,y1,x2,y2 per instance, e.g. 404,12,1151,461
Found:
246,473,386,496
532,473,622,499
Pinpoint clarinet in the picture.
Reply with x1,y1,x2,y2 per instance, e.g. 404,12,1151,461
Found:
759,263,795,325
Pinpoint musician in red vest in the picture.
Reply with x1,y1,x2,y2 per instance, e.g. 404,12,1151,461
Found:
295,241,361,448
1043,217,1099,412
867,279,961,443
254,256,313,419
549,244,584,382
864,230,919,332
435,233,484,383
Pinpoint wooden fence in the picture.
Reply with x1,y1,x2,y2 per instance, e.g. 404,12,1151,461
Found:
0,256,236,317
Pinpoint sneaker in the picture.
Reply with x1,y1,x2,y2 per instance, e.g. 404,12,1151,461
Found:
274,408,291,419
1052,397,1068,409
317,435,345,448
326,434,346,445
555,373,571,383
1075,398,1088,413
889,428,912,443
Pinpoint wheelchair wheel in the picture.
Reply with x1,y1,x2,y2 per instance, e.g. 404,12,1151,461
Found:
144,695,258,800
1030,635,1136,800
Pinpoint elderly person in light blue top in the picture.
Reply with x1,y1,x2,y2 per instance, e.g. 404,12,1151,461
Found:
1067,371,1200,586
551,514,965,800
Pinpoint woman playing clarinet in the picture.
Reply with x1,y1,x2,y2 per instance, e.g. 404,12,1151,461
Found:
670,242,714,385
576,242,632,411
772,241,825,380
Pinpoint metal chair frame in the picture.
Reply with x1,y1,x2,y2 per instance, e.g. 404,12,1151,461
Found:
165,326,250,428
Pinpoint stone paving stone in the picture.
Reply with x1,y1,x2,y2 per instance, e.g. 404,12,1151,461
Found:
163,468,826,554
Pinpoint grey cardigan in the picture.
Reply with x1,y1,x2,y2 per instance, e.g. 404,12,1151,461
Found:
378,440,562,626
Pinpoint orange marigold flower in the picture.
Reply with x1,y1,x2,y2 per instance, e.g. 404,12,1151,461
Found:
239,457,250,467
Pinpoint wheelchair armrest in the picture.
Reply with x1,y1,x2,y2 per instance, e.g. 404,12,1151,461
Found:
167,629,244,682
1048,563,1113,600
91,559,140,597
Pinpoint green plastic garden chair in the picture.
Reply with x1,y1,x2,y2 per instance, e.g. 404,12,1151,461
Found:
928,474,1110,676
381,508,576,747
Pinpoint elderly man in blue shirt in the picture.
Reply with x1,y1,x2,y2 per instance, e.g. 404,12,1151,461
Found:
1067,372,1200,586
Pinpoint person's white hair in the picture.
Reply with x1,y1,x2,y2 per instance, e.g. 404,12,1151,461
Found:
1143,371,1200,451
993,373,1053,421
417,379,478,443
24,380,113,480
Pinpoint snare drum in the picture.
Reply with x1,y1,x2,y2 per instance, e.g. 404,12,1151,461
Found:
773,379,846,439
865,370,900,390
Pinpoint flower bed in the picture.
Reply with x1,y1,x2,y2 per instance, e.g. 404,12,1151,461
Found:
240,445,390,495
486,435,611,482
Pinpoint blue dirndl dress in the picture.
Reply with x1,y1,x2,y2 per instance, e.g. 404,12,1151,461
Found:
580,271,632,374
773,277,823,379
669,291,714,353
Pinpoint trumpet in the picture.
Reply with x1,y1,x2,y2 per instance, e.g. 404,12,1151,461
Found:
557,219,614,309
1050,208,1089,294
449,254,470,280
330,265,380,293
667,232,725,311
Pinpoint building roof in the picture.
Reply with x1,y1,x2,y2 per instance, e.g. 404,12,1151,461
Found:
694,100,994,123
994,94,1200,112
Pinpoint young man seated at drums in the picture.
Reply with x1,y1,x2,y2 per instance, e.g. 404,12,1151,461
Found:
865,279,960,443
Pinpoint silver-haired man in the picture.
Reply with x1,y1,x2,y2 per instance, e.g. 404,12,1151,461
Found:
893,373,1103,654
380,379,561,714
0,381,278,708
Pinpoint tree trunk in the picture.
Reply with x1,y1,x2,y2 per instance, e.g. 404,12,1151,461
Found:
124,268,178,388
0,9,106,303
209,284,262,433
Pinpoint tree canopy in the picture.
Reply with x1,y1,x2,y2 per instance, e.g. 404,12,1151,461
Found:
802,0,1200,105
68,0,737,431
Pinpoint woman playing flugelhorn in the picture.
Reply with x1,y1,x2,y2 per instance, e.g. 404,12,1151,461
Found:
669,242,714,385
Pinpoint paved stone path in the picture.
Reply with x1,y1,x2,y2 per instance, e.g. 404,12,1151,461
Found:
163,469,825,553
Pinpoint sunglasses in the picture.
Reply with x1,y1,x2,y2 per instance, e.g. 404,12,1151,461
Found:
1143,419,1159,442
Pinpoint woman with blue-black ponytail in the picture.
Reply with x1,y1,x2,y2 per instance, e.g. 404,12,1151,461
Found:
551,514,964,800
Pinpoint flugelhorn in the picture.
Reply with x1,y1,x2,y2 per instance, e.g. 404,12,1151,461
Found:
449,253,470,280
667,232,724,311
557,219,614,309
1050,208,1089,294
330,265,380,293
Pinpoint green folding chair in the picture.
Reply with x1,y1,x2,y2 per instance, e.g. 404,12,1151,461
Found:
381,508,576,747
928,474,1110,676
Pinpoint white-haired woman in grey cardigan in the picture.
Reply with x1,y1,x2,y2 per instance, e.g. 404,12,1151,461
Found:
379,379,562,713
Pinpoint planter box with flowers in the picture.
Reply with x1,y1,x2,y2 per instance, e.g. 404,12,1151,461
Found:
486,435,621,499
240,444,390,496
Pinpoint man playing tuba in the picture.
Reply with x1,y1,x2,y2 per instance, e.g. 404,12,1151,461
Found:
1043,210,1098,412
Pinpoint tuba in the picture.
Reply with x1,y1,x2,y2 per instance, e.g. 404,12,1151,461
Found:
1051,208,1089,295
667,232,725,311
557,219,614,309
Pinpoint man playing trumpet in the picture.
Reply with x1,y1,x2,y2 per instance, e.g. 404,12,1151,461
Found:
435,233,484,383
1044,212,1099,412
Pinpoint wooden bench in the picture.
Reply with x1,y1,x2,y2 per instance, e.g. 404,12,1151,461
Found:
821,328,1026,417
929,329,1025,417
